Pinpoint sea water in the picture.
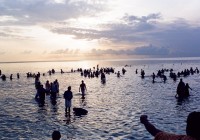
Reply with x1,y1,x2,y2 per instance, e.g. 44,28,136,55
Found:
0,58,200,140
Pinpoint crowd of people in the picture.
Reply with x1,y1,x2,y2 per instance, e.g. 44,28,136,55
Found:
1,64,200,139
151,67,199,83
31,65,120,110
135,67,197,98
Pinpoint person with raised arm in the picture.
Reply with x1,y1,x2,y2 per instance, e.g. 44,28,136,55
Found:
140,112,200,140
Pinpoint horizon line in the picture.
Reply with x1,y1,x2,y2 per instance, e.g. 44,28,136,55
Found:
1,57,200,64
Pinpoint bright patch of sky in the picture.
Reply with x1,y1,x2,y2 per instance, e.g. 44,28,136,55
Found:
0,0,200,61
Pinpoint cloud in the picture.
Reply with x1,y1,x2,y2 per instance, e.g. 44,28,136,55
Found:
0,51,6,55
52,13,200,57
0,27,18,38
21,50,32,54
50,48,69,54
0,16,18,22
133,44,169,55
0,26,33,39
1,0,200,58
43,51,47,54
148,20,200,56
91,48,124,55
50,48,80,54
91,44,169,56
0,31,8,38
0,0,106,25
51,13,160,42
122,13,161,24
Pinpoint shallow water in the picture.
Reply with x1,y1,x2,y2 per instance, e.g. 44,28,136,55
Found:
0,58,200,140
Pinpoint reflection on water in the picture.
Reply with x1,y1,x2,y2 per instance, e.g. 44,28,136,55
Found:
0,59,200,139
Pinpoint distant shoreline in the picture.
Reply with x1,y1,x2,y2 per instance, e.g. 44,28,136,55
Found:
1,57,200,64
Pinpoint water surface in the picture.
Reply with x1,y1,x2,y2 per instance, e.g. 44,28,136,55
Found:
0,58,200,139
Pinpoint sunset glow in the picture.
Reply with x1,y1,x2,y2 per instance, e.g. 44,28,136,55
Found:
1,0,200,62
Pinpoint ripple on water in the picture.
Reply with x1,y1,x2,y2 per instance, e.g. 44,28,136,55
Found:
1,60,200,139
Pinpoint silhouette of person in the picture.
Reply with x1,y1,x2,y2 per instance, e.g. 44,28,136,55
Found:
117,71,121,77
185,83,192,97
140,112,200,140
152,73,155,83
64,86,73,114
79,80,87,99
176,78,185,98
52,131,61,140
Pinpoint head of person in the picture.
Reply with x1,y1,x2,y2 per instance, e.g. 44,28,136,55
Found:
180,78,183,82
186,111,200,140
68,86,71,91
82,80,84,83
52,131,61,140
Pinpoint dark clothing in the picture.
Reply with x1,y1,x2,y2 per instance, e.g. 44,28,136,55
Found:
154,132,196,140
80,83,86,91
185,85,191,97
177,81,185,97
64,90,73,112
38,86,46,104
101,73,105,80
79,82,86,98
64,90,73,101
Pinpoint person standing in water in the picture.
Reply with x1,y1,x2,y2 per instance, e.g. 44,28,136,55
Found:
101,72,106,83
38,84,46,106
117,71,121,77
45,80,51,94
64,86,73,114
185,83,192,97
17,73,20,79
152,73,156,83
176,78,186,98
79,80,87,99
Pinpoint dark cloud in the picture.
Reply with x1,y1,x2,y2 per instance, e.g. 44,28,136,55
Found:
148,21,200,56
1,0,199,58
91,44,169,56
0,0,106,25
52,14,200,57
133,44,169,55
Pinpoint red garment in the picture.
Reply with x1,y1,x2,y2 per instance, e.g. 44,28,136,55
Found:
154,132,196,140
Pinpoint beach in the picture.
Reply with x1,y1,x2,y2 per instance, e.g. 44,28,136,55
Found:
0,58,200,140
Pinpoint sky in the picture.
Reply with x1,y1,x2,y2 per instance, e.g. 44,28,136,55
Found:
0,0,200,62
